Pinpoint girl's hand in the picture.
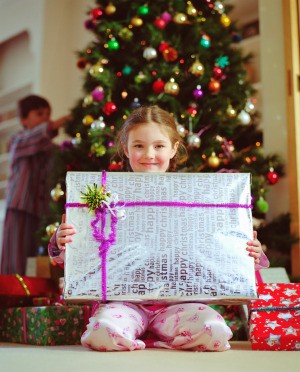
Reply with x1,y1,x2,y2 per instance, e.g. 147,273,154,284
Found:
246,231,262,264
55,214,76,252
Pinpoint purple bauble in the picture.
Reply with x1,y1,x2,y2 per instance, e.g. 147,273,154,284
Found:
161,11,172,23
193,88,203,99
91,86,105,101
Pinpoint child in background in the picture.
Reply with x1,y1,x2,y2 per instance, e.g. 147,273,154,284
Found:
49,105,269,352
1,94,69,275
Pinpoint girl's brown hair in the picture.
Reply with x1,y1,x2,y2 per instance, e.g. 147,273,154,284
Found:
114,105,186,171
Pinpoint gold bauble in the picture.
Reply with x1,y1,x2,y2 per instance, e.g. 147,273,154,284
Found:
83,115,94,126
131,16,143,27
173,13,188,24
83,94,93,107
220,14,231,27
208,152,220,168
46,222,59,237
105,3,116,15
89,64,104,77
187,3,197,16
164,79,179,95
50,183,64,202
189,60,204,76
226,104,237,118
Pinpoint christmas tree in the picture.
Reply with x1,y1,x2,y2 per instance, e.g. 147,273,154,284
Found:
44,0,291,268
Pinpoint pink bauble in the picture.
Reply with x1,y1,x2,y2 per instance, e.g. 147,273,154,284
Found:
91,86,105,101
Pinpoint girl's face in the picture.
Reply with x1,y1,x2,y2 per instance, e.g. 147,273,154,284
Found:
124,122,179,173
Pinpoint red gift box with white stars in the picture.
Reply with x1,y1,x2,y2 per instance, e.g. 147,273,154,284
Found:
249,283,300,351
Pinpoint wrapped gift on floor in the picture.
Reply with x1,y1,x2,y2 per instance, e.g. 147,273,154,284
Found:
0,274,59,309
64,172,257,304
249,283,300,351
0,305,91,345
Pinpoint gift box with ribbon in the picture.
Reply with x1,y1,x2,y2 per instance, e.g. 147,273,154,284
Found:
0,305,91,345
0,274,59,309
249,283,300,351
64,171,257,304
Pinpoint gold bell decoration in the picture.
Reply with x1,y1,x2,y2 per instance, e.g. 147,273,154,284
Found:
46,222,60,237
173,13,188,24
51,183,65,202
189,59,204,77
164,78,179,96
208,152,221,168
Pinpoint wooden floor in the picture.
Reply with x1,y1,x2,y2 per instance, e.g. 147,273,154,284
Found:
1,341,299,372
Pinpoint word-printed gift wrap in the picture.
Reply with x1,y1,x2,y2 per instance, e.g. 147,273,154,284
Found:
64,172,257,304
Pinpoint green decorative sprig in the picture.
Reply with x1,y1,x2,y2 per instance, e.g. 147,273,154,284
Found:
81,183,111,212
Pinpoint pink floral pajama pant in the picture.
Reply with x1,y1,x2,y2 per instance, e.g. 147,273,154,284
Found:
81,302,232,352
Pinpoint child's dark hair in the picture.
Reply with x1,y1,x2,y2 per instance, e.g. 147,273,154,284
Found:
18,94,51,119
115,105,186,171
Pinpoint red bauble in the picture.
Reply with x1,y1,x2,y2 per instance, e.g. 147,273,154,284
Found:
152,79,165,94
77,57,88,69
267,171,279,185
186,106,198,116
153,18,166,29
213,66,223,79
90,7,103,20
103,101,117,115
158,42,170,53
162,47,178,62
208,78,221,93
108,162,123,171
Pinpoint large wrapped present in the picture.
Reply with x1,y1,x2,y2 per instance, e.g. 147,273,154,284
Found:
0,274,58,309
64,171,257,304
249,283,300,351
0,305,91,345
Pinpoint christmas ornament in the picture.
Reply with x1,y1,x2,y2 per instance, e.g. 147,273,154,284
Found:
226,104,237,118
162,47,178,62
173,13,188,24
108,161,122,171
161,11,172,23
131,16,143,27
131,97,141,108
214,1,225,13
83,115,94,126
46,222,59,237
193,86,204,99
90,7,103,20
238,110,251,125
134,71,146,83
91,86,105,101
77,57,88,69
164,78,179,95
90,143,106,157
220,14,231,27
189,59,204,76
177,124,186,137
105,3,116,15
208,152,220,168
186,104,198,116
51,183,64,202
245,98,256,114
83,94,93,107
187,2,197,16
216,55,229,68
154,18,166,29
71,133,81,146
187,133,201,148
158,42,170,52
89,63,104,77
200,34,211,48
91,116,106,130
107,38,120,51
143,47,157,61
208,78,221,94
267,168,279,185
103,101,117,115
118,27,133,40
256,196,269,213
137,5,149,16
152,79,165,94
213,66,223,79
122,65,133,75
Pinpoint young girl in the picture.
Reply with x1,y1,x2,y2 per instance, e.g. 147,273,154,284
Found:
49,105,269,352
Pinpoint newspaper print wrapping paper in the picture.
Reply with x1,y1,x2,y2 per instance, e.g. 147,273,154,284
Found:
64,172,257,304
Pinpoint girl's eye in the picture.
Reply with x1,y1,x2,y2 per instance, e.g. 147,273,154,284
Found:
156,145,165,149
134,144,143,148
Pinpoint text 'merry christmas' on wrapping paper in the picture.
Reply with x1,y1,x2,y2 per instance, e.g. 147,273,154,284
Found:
64,172,257,304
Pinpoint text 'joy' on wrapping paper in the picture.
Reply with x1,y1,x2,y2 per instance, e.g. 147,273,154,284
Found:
64,172,257,305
